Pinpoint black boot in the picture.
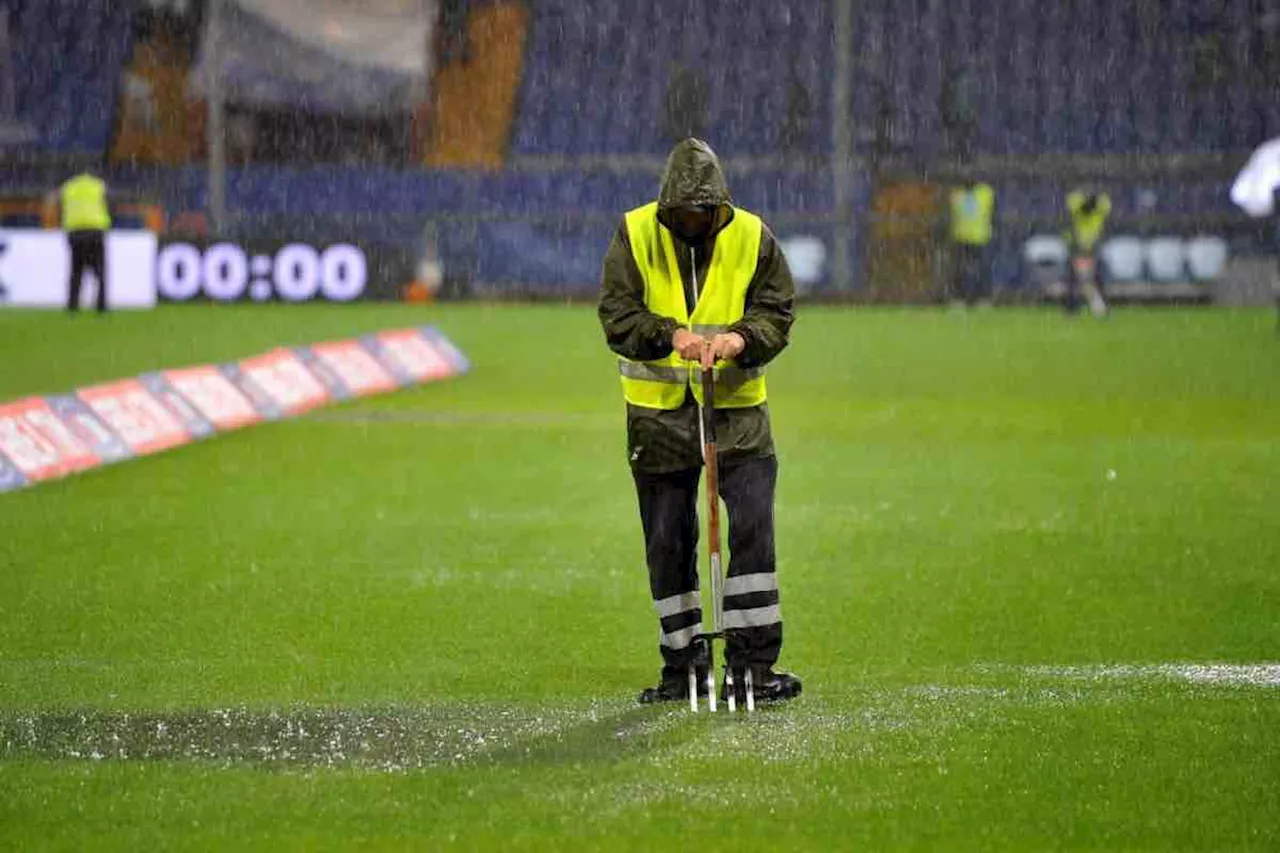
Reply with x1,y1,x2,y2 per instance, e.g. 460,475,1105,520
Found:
752,667,803,702
638,638,711,704
722,665,803,704
637,671,709,704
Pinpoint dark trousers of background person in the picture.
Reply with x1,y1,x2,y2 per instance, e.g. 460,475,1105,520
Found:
633,454,782,679
1066,252,1106,315
951,243,989,305
67,230,107,313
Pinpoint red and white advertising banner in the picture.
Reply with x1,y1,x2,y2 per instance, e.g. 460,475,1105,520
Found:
77,380,194,456
236,349,332,416
310,339,398,397
2,325,467,493
367,328,456,384
44,395,134,463
0,397,103,481
163,365,263,431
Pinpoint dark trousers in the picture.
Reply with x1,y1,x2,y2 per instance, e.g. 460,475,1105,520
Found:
67,231,107,312
951,243,989,304
632,454,783,678
1066,252,1107,315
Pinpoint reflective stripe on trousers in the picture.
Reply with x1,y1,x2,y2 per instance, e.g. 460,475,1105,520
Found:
655,590,703,650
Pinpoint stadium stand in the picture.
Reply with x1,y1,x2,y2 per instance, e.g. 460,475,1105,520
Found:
511,0,833,159
511,0,1278,159
1,0,1275,296
6,0,1276,164
3,0,133,153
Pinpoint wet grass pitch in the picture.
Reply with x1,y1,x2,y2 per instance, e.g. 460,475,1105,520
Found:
2,304,1279,849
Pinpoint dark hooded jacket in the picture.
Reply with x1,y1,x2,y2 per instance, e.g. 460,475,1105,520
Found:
597,138,796,473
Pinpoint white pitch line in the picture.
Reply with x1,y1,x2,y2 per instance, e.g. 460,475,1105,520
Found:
1016,663,1280,687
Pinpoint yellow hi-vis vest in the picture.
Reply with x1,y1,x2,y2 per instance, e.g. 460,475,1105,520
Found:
1066,190,1111,252
949,183,994,245
619,201,766,410
60,174,111,232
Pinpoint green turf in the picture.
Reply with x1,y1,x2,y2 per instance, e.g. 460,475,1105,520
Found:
1,304,1278,850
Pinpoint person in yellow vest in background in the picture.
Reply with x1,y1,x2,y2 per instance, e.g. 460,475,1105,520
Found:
597,138,802,706
59,171,112,313
947,178,995,307
1065,188,1111,317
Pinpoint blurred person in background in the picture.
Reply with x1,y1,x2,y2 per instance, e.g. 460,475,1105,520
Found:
58,170,112,314
947,177,995,307
779,59,813,165
1065,188,1111,317
597,138,802,707
940,63,978,163
663,63,708,145
404,223,445,303
1230,136,1280,330
439,0,470,64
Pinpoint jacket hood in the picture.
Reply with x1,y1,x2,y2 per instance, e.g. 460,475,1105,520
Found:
656,138,734,238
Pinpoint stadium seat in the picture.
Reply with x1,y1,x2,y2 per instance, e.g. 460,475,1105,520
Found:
1185,236,1228,282
1024,235,1069,264
1145,237,1187,282
1022,235,1069,289
777,235,827,290
1099,237,1145,282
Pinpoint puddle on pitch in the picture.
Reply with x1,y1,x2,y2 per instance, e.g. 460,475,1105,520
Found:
0,701,692,773
4,664,1274,772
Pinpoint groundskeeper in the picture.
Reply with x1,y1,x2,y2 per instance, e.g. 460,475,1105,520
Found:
1064,188,1112,317
597,137,802,705
59,170,112,313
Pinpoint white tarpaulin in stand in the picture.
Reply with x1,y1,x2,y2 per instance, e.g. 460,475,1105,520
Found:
1231,137,1280,219
192,0,436,116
